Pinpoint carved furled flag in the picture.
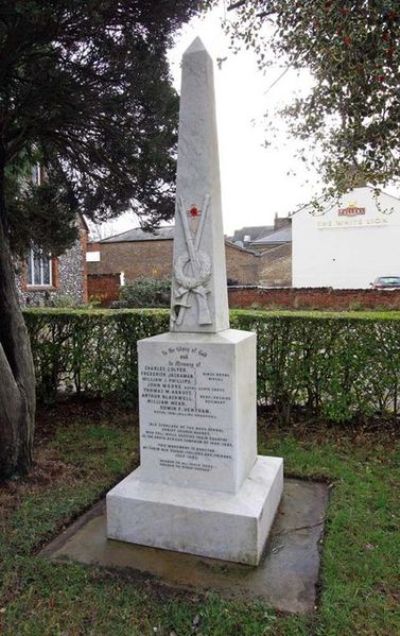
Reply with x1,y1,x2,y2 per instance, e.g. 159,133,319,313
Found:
170,38,229,334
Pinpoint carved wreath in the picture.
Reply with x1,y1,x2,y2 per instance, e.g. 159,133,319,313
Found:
174,251,211,291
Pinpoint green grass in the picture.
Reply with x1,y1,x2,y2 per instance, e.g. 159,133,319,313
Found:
1,406,399,635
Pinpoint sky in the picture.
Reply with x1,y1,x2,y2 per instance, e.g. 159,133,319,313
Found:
91,3,322,240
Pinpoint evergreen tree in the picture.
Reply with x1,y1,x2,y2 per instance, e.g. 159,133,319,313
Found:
0,0,200,479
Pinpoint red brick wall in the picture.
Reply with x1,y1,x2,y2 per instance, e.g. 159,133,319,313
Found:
87,239,260,286
79,225,88,303
88,240,172,280
87,241,101,252
228,287,400,310
87,274,120,306
87,278,400,311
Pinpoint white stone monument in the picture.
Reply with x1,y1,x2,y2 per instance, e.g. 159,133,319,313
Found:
106,38,283,565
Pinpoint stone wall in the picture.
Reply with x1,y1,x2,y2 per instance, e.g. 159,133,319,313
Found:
227,287,400,310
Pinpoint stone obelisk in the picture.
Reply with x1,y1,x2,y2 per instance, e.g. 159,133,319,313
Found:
170,37,229,333
106,38,283,565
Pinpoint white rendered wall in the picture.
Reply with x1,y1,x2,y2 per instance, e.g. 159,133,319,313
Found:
292,187,400,289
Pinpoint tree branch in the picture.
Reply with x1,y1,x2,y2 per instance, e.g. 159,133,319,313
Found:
228,1,274,18
228,0,247,9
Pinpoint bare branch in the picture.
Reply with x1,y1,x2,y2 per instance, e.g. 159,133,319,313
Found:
228,0,247,10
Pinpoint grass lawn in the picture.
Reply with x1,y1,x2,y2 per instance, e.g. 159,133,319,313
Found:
0,402,399,636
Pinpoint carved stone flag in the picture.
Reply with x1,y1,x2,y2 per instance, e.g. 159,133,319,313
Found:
170,37,229,333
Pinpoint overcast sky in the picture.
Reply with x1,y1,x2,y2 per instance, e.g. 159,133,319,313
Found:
92,3,323,239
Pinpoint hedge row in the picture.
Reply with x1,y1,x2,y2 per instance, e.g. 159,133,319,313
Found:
23,308,400,422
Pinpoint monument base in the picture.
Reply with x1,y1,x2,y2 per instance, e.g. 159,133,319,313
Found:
107,455,283,566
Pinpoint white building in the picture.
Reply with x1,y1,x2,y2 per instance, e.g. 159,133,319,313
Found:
292,187,400,289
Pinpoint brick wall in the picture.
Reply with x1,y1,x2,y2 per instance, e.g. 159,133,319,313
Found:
88,240,173,280
87,239,260,286
87,277,400,311
226,243,259,285
228,287,400,310
87,273,120,305
258,244,292,287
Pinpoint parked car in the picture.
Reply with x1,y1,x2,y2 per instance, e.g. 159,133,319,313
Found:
370,276,400,289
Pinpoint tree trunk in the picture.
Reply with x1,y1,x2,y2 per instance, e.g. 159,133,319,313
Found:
0,175,36,481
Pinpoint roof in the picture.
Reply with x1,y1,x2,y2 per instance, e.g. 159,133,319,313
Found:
224,239,258,255
98,225,257,255
100,226,174,243
231,225,274,243
292,186,400,217
252,225,292,245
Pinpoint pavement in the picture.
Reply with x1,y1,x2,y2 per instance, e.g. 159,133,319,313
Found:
40,478,329,615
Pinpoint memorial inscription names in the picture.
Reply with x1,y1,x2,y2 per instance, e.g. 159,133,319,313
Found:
139,343,235,490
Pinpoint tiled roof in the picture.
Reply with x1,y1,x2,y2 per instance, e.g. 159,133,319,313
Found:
99,226,257,254
231,225,274,242
100,226,174,243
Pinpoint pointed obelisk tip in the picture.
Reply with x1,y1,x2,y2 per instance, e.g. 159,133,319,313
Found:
183,36,210,58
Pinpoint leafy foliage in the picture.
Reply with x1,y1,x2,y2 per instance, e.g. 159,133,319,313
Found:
116,278,171,308
223,0,400,192
24,308,400,422
0,0,201,254
0,1,203,479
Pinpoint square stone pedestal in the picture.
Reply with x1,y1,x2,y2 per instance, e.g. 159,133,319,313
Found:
107,330,283,565
107,455,282,566
136,330,258,493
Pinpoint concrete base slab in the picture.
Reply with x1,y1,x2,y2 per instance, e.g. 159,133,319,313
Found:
106,456,283,565
40,478,329,614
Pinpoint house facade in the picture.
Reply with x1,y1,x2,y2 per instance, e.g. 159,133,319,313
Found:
87,224,293,304
292,186,400,289
87,226,259,286
17,215,88,306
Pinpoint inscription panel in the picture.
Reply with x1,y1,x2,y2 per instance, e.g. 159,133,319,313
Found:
138,342,235,490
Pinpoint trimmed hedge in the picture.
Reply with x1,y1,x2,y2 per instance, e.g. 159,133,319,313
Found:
23,308,400,422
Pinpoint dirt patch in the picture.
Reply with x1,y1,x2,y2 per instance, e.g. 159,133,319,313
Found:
35,398,398,450
2,399,395,531
1,400,137,531
0,447,80,528
35,397,137,443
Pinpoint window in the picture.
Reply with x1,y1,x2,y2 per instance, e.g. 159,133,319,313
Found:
27,247,52,286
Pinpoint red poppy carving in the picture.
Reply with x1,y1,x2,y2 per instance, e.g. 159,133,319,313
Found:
189,205,200,217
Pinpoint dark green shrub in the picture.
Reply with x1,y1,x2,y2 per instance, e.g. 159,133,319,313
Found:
24,308,400,422
24,308,169,403
118,278,171,308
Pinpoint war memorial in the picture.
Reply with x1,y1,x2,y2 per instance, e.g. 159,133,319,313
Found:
106,38,283,565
